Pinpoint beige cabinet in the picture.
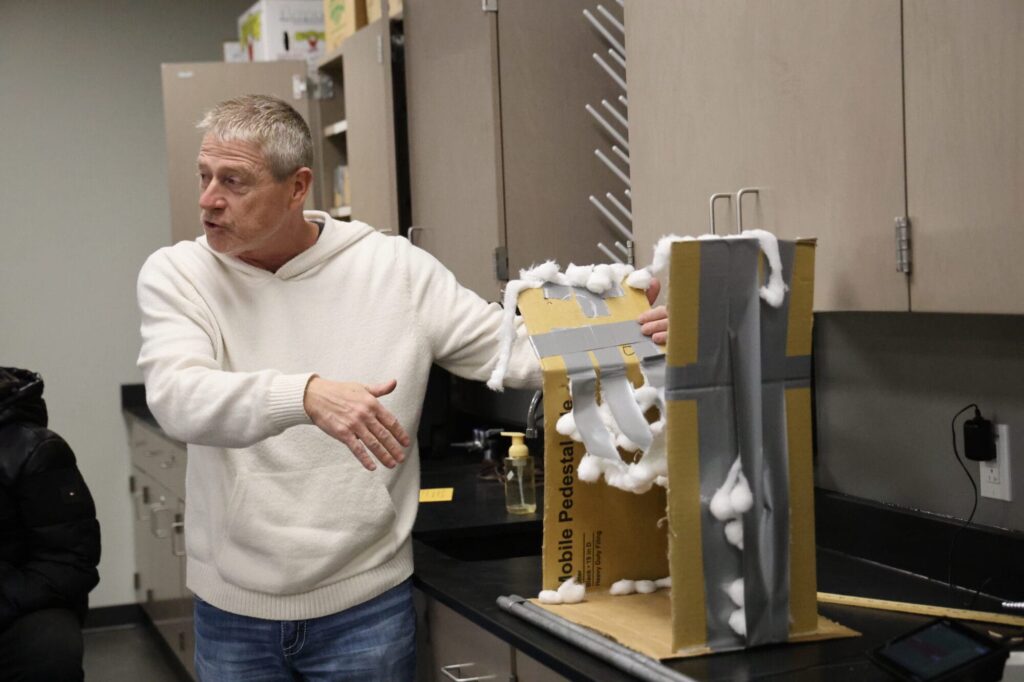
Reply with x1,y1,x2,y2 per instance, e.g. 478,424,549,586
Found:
160,61,314,245
127,418,194,678
404,0,630,301
626,0,1024,313
415,589,567,682
626,0,907,312
903,0,1024,314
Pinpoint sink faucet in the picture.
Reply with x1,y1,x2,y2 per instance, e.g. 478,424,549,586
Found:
451,428,504,480
525,390,543,440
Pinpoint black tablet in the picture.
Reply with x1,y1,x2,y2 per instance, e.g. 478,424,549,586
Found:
869,618,1008,681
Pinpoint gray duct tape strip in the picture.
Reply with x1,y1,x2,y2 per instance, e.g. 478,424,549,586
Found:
593,347,653,451
564,351,620,461
497,596,699,682
531,320,648,359
635,340,667,393
541,282,623,318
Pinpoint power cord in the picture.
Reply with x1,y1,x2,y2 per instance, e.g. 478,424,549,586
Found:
948,403,980,603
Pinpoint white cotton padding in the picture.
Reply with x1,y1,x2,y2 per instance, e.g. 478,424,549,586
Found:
634,385,659,411
557,577,586,604
538,590,563,605
586,267,613,294
724,519,744,550
655,475,669,488
709,488,735,521
609,579,636,596
742,229,788,308
577,454,604,483
614,433,642,453
565,263,593,287
729,472,753,514
726,578,745,608
521,260,563,285
625,268,653,290
610,263,635,283
555,412,579,440
728,608,747,637
655,576,672,589
635,580,657,594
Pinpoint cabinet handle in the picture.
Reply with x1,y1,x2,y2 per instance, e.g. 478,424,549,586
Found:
149,503,171,539
171,514,185,557
407,225,423,245
440,663,495,681
132,490,150,521
709,192,732,235
735,187,760,232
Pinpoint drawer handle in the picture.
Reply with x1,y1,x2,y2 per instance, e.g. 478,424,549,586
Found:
171,514,185,557
440,663,495,681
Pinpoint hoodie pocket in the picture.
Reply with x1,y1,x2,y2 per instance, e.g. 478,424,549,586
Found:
214,464,397,594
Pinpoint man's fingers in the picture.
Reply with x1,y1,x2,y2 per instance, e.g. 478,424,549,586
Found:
641,319,668,336
376,408,411,447
638,305,668,324
339,432,378,471
653,331,668,345
354,423,398,469
366,379,398,398
645,278,661,305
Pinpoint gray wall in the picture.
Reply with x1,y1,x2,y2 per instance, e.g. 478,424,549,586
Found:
0,0,253,608
814,313,1024,532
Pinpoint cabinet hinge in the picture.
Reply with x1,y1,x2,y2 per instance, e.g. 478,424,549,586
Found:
895,216,912,274
494,245,509,281
292,74,335,101
482,0,498,12
133,572,140,590
129,475,135,493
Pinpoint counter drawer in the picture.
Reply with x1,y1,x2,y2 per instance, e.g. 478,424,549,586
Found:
128,417,186,498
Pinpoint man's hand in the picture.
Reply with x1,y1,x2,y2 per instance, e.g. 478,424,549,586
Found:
303,377,411,471
639,277,668,345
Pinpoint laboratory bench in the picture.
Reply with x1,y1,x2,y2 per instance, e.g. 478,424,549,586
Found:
121,387,1023,681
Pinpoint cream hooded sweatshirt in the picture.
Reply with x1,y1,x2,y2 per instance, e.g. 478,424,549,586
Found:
136,212,541,620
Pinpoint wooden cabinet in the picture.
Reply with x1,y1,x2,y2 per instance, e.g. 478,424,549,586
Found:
404,0,629,301
160,61,314,245
626,0,907,312
903,0,1024,314
127,417,194,678
626,0,1023,313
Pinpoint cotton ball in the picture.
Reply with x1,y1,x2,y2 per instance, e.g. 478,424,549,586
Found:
649,420,665,437
629,461,654,483
726,578,744,607
586,267,613,294
724,519,744,550
622,471,653,495
615,433,642,453
604,465,629,490
655,577,672,589
729,473,753,514
635,580,657,594
609,579,636,596
521,260,562,285
728,609,747,637
538,590,563,605
557,577,586,604
577,454,604,483
709,489,735,521
634,385,659,411
609,263,634,283
655,476,669,488
556,412,578,439
565,263,593,287
626,268,653,290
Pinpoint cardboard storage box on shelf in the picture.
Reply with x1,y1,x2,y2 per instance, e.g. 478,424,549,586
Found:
239,0,325,64
324,0,367,53
514,237,857,661
366,0,402,22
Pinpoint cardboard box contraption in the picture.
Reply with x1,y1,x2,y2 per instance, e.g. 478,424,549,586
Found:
496,233,856,661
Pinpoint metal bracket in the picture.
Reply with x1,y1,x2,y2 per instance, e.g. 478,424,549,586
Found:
482,0,498,12
292,74,336,101
895,216,912,274
494,245,509,281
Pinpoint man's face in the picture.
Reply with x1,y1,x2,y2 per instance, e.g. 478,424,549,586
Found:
197,134,297,259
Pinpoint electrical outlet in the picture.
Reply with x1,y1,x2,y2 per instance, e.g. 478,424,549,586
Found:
979,424,1012,501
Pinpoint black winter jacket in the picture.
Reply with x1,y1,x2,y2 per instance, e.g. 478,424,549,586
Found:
0,368,101,632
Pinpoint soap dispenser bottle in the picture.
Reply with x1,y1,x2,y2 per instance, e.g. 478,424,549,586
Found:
501,431,536,514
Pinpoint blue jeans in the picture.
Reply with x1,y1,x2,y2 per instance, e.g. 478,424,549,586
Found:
193,579,416,681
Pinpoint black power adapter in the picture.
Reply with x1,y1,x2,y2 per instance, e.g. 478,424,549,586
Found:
963,407,996,462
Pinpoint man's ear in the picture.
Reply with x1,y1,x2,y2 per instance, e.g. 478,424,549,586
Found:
288,167,314,208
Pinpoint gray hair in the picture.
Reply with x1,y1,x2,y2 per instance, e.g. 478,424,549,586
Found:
197,95,313,181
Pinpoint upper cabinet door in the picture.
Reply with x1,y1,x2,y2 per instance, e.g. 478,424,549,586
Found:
626,1,908,311
498,0,627,275
403,0,504,300
161,61,311,245
343,19,400,234
904,1,1024,314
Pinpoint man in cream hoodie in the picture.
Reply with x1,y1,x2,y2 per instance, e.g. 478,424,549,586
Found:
137,95,668,681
